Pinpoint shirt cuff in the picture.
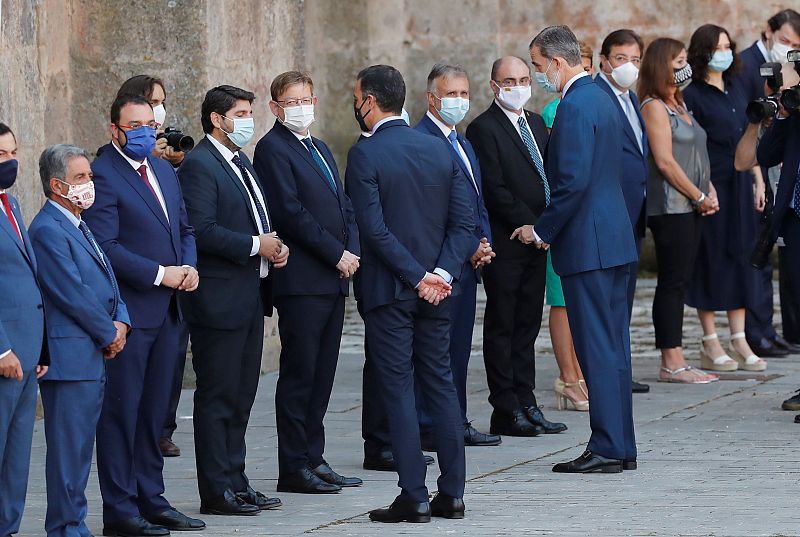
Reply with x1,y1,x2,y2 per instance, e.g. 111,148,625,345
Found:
532,227,543,245
251,236,260,256
0,349,10,359
154,265,165,286
433,267,453,284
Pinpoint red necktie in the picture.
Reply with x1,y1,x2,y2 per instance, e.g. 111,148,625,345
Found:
137,165,159,200
0,193,23,243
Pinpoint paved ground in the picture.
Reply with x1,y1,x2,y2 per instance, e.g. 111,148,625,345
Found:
18,279,800,536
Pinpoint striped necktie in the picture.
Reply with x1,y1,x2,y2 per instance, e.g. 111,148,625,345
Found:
517,116,550,205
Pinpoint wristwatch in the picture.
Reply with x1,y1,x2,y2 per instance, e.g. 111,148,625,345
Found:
692,192,706,207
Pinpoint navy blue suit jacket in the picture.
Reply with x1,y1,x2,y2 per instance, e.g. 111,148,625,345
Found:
738,42,768,102
595,75,649,238
83,144,196,329
0,193,46,371
536,76,638,276
29,202,130,381
253,121,359,297
346,119,475,313
758,113,800,241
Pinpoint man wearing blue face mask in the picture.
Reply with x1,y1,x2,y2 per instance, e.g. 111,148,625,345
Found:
414,63,499,449
466,56,566,438
83,94,203,536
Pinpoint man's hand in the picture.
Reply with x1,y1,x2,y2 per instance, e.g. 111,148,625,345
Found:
178,267,200,292
162,266,188,289
471,237,496,268
162,146,185,167
337,250,360,278
272,244,290,269
36,364,48,379
510,225,535,244
0,351,23,380
106,321,128,354
754,180,766,213
258,232,282,259
417,272,452,305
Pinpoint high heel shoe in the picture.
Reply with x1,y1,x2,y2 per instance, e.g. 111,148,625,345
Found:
729,332,767,371
554,377,589,411
699,333,738,371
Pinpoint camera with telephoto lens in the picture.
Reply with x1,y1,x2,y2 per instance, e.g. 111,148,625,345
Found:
745,63,783,123
779,49,800,113
157,127,195,152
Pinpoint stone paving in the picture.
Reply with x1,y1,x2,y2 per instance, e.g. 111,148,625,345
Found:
18,279,800,536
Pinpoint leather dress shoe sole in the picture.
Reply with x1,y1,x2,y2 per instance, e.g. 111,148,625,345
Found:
199,505,260,516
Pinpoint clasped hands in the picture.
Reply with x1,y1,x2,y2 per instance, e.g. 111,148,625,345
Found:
417,272,452,305
696,185,720,216
510,225,548,249
161,265,200,291
104,321,129,360
470,237,496,268
0,351,47,380
337,250,360,278
258,232,290,268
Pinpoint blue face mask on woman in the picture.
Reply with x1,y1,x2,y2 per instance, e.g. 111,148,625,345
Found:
708,50,733,73
120,126,157,161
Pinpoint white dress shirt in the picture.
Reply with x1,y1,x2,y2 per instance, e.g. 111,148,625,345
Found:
561,71,590,96
425,111,478,193
494,99,545,164
291,129,336,181
206,134,271,277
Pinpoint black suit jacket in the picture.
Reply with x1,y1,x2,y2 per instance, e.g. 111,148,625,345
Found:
177,136,274,327
253,121,359,297
466,102,549,260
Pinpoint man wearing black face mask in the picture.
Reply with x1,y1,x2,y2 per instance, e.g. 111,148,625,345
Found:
82,94,204,536
0,122,49,537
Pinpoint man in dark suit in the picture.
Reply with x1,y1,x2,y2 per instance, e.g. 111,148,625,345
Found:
526,25,638,473
0,123,48,537
30,144,131,537
83,94,204,536
178,85,287,516
466,56,566,437
595,29,652,393
414,63,499,448
347,65,474,523
254,71,361,494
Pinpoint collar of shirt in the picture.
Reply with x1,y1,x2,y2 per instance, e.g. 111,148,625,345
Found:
494,98,525,122
562,71,590,96
597,71,628,99
372,115,404,133
756,39,769,62
426,110,456,138
48,199,81,228
291,129,312,143
111,140,150,171
205,133,239,162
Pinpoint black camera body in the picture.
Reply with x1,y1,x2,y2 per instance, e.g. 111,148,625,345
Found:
157,127,195,152
746,54,800,123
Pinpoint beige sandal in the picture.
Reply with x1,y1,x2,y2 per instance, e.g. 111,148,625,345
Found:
659,365,718,384
729,332,767,372
699,333,738,371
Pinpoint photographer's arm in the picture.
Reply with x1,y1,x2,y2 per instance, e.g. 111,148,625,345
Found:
734,122,761,171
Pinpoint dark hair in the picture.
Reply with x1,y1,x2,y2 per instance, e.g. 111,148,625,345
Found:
763,9,800,40
529,25,582,67
600,29,644,58
638,37,686,106
688,24,740,82
0,122,15,142
110,94,152,124
201,85,255,134
270,71,314,101
356,65,405,115
116,75,165,103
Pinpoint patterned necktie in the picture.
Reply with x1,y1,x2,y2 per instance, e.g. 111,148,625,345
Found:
793,165,800,219
301,138,337,193
79,220,118,317
447,130,479,193
621,92,644,153
517,116,550,205
0,193,23,243
231,154,270,232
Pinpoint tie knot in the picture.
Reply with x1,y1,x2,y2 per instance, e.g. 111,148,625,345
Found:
447,130,457,142
301,137,313,149
231,154,242,165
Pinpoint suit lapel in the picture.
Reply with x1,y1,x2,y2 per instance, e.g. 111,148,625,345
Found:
44,202,106,269
108,147,170,231
276,124,338,198
0,196,30,263
489,102,537,171
202,139,261,230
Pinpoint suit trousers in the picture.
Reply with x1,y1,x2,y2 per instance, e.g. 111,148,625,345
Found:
358,301,392,458
190,298,264,501
41,379,105,537
0,370,37,536
365,298,465,503
780,213,800,344
561,266,636,461
162,322,190,439
96,306,180,524
482,250,547,413
275,294,344,474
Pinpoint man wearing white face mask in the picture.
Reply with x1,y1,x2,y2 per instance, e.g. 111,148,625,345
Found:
466,56,567,438
254,71,362,494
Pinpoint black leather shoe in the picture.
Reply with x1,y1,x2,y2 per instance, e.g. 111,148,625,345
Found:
524,405,567,434
552,450,622,473
772,335,800,354
622,459,637,470
369,499,431,523
430,493,465,519
102,515,170,536
632,381,650,393
782,390,800,411
235,486,282,510
748,337,789,357
464,424,502,446
363,452,434,471
490,409,543,437
277,466,341,493
145,508,205,531
420,432,437,452
200,489,260,516
312,463,363,487
795,414,800,424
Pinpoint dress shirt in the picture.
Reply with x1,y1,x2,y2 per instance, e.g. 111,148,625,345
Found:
425,111,478,192
291,129,336,182
48,199,80,228
561,71,589,96
206,134,271,277
494,99,545,164
756,39,769,62
371,115,404,133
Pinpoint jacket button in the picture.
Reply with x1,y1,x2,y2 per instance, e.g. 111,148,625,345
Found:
109,298,114,303
37,304,43,309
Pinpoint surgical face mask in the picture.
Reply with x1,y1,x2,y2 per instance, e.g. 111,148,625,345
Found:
673,64,693,86
152,104,167,128
119,126,157,161
610,61,639,89
400,108,410,126
533,60,561,94
435,95,470,125
0,159,18,189
222,115,255,148
770,40,792,63
708,50,733,72
280,104,315,133
494,81,532,111
57,179,95,210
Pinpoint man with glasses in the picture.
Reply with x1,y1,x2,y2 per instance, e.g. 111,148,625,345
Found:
253,71,361,494
465,56,566,437
83,93,203,536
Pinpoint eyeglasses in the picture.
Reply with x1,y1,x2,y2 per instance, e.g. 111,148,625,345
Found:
275,97,314,107
609,54,641,66
493,77,531,88
116,121,158,130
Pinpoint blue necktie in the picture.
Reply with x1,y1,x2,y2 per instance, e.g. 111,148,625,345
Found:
79,220,118,317
231,154,271,232
302,138,337,193
447,130,479,193
518,116,550,205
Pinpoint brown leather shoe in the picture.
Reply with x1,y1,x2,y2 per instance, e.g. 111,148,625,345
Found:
159,437,181,457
